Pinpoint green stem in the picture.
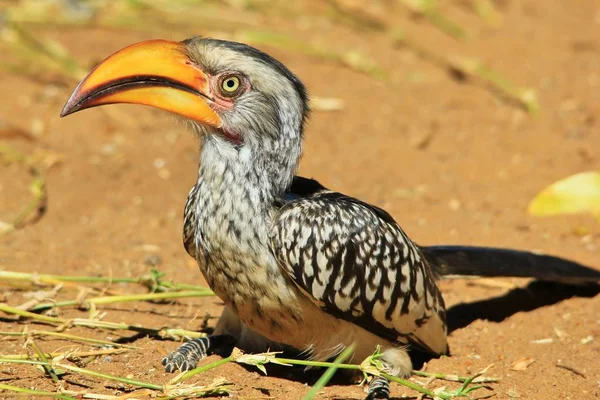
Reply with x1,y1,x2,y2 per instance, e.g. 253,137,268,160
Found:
0,270,213,293
0,270,138,284
0,358,48,365
57,363,162,390
174,356,235,383
274,357,439,398
0,348,127,360
12,174,46,228
27,339,60,383
0,383,76,400
382,372,440,398
0,303,64,323
0,330,140,349
304,344,356,400
412,369,499,383
0,303,198,338
30,290,214,312
274,357,359,370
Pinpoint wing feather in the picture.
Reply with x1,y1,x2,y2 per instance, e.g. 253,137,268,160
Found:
271,188,448,355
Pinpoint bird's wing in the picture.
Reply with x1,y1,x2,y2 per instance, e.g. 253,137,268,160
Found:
270,178,448,355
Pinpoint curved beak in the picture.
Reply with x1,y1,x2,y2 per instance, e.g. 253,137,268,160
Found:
60,39,222,128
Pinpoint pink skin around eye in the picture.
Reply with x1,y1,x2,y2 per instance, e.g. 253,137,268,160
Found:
207,75,247,144
211,96,236,111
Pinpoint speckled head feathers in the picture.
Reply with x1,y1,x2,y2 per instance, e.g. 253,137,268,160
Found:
182,36,310,143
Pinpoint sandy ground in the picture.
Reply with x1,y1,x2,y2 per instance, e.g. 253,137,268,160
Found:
1,1,599,399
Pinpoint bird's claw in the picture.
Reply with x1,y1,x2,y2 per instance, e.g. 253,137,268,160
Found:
366,376,390,400
162,337,211,373
162,335,236,373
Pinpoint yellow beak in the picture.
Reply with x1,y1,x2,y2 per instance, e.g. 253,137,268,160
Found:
60,39,222,128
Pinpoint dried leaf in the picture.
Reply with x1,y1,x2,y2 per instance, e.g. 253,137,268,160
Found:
580,335,594,344
162,377,231,397
476,363,495,375
528,171,600,219
530,338,553,344
233,349,290,375
553,327,569,339
0,220,15,235
510,357,535,371
311,97,345,112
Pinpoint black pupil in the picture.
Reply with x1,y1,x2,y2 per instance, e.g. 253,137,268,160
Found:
226,79,236,88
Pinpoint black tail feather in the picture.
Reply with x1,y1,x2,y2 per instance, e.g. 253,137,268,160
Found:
422,245,600,285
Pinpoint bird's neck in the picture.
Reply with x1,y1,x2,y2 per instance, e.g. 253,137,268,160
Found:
187,132,300,269
185,119,303,268
197,131,302,205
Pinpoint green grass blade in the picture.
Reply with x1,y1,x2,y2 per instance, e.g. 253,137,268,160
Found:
0,383,76,399
173,356,234,383
304,343,356,400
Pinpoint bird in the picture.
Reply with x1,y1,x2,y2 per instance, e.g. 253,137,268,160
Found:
61,37,600,399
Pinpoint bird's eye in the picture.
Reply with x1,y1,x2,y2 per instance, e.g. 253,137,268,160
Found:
219,75,242,96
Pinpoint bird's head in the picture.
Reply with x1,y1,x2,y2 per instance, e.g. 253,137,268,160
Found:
61,37,309,151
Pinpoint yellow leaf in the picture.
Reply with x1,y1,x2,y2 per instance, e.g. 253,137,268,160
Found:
528,171,600,219
510,357,535,371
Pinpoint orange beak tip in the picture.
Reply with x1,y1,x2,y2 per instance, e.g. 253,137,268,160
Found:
60,99,77,118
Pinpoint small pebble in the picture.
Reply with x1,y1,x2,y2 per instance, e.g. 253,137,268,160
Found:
448,198,461,210
144,254,162,267
153,158,166,169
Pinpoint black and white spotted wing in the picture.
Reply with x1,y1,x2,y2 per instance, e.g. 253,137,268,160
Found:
271,178,448,355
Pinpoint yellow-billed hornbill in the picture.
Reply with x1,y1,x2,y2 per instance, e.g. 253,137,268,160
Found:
61,37,600,399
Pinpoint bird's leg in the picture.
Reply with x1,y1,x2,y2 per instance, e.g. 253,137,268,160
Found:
366,376,391,400
162,334,237,373
363,347,412,399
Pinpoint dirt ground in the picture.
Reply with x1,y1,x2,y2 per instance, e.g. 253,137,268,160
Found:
1,0,599,399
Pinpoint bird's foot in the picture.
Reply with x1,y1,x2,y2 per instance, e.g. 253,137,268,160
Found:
162,334,236,373
366,376,390,400
364,347,411,399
